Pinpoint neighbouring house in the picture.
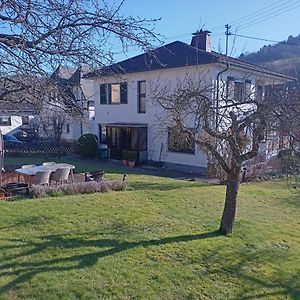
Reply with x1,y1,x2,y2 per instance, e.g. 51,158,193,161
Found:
39,66,96,141
0,101,37,135
85,30,294,174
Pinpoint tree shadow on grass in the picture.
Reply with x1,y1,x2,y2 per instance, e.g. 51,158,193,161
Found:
0,230,299,299
192,245,300,300
281,190,300,209
0,230,220,294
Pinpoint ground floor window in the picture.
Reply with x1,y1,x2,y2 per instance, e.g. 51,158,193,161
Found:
168,127,195,154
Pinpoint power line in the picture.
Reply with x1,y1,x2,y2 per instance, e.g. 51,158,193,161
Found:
235,2,300,31
230,0,290,26
205,0,298,36
230,33,300,46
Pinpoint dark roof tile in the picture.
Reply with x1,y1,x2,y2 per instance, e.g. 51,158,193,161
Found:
86,41,295,80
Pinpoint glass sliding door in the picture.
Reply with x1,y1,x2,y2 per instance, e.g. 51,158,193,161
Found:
106,126,147,161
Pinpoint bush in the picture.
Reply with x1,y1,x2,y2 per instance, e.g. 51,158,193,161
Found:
78,134,98,158
29,180,127,198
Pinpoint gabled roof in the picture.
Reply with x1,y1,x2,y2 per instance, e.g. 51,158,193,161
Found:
85,41,295,80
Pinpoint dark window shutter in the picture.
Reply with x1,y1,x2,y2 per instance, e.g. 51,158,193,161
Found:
120,82,128,104
108,84,112,104
100,84,107,104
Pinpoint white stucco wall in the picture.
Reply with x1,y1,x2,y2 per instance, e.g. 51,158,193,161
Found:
90,63,289,170
92,65,215,169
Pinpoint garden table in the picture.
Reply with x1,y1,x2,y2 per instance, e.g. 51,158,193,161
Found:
15,163,75,184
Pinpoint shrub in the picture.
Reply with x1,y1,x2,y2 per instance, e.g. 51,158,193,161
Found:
77,134,98,158
29,180,127,198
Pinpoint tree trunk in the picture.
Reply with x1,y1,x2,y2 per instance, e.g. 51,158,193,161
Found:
219,174,240,235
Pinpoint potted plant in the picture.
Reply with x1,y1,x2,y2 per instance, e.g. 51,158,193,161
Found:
127,150,138,167
122,150,129,166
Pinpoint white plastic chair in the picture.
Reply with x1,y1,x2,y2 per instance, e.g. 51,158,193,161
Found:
50,167,70,185
42,162,56,166
33,171,51,186
19,164,36,182
21,164,36,169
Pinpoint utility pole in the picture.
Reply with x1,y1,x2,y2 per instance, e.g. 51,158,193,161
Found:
225,24,231,56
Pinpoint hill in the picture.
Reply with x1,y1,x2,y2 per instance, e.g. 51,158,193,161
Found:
239,34,300,81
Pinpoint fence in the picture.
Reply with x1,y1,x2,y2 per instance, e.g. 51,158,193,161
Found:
4,141,79,157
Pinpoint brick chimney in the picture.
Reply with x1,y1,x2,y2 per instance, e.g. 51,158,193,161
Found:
190,29,212,52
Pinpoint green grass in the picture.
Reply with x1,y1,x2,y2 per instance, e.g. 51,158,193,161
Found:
1,157,300,299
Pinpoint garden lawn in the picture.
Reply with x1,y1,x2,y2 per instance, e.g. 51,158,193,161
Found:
0,172,300,299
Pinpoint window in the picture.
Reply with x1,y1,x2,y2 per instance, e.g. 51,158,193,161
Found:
234,81,245,102
98,124,107,143
168,127,195,154
22,116,30,125
256,85,263,101
66,124,70,133
100,82,127,104
226,76,235,99
110,83,120,103
227,77,252,102
138,81,146,113
0,116,11,126
100,84,108,104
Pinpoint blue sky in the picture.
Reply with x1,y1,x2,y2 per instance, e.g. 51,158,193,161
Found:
118,0,300,59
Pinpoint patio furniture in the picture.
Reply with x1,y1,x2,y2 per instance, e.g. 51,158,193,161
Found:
42,162,55,166
84,170,105,182
50,167,70,185
18,164,37,182
15,163,75,183
33,170,51,186
22,164,36,169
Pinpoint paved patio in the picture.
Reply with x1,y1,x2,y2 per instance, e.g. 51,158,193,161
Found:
64,156,215,183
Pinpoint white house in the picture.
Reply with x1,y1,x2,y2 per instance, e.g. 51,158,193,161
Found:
85,30,293,174
40,66,96,141
0,101,37,135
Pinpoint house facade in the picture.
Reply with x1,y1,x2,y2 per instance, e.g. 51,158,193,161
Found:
0,101,37,135
86,30,293,174
40,66,96,141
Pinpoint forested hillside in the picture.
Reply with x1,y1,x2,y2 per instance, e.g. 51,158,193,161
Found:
239,34,300,81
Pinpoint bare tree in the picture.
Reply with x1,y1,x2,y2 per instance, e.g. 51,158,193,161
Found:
154,73,295,235
0,0,161,106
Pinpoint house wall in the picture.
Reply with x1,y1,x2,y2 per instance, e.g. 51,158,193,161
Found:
91,63,289,172
92,65,214,172
61,77,97,141
0,114,36,135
